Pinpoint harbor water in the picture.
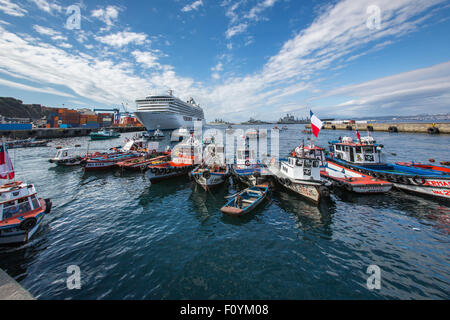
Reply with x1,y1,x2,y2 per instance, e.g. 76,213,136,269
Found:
0,125,449,300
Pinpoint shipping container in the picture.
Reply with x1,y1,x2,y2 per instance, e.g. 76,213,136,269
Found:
0,123,33,131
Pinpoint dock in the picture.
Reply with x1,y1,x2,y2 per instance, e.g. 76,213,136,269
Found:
0,126,146,140
306,122,450,134
0,268,35,300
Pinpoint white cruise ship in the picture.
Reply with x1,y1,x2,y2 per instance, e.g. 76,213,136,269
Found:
134,90,205,130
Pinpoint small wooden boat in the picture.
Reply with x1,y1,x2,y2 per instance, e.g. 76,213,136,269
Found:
322,160,392,194
221,185,269,216
117,153,170,171
441,161,450,166
6,138,49,149
49,148,83,166
396,162,450,174
89,129,120,141
302,130,313,134
191,166,230,190
83,152,139,171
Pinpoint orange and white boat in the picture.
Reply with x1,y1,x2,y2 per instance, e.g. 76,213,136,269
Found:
146,135,202,183
0,181,52,245
321,160,392,194
0,141,51,245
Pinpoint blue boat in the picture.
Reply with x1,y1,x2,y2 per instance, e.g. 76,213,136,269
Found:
231,144,268,186
221,185,269,216
328,136,450,201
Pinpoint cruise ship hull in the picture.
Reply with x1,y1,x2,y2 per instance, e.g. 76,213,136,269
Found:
134,112,205,130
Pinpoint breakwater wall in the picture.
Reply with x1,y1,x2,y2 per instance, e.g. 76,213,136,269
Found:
306,122,450,134
0,268,35,300
0,126,146,139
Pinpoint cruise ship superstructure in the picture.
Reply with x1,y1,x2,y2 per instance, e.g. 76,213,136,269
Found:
135,90,205,130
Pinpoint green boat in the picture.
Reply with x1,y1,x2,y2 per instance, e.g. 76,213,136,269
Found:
89,129,121,141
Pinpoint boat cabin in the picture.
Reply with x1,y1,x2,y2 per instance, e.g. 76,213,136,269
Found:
294,144,326,166
0,182,41,222
54,148,71,161
329,137,383,165
236,146,257,167
203,143,225,167
280,156,322,181
172,136,202,165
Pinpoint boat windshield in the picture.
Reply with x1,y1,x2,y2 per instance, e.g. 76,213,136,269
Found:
2,197,32,220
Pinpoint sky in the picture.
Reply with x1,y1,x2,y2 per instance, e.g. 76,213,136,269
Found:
0,0,449,121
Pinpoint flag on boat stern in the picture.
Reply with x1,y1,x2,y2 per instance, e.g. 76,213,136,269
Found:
356,130,361,141
0,141,15,180
310,110,323,138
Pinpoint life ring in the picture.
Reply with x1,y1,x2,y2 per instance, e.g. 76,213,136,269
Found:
20,217,37,231
152,149,157,154
427,127,440,135
412,176,426,185
245,160,251,167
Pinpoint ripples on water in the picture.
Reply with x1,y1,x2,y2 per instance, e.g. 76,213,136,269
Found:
0,125,449,300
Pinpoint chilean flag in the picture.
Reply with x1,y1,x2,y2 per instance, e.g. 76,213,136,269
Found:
310,110,323,138
356,130,361,141
0,142,14,180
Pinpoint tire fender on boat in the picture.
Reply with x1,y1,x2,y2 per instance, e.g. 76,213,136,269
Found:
20,217,37,231
203,171,211,179
412,176,426,185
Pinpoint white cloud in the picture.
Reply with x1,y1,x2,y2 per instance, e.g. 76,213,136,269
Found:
132,50,161,69
0,77,75,98
94,31,149,48
245,0,278,21
0,0,27,16
91,5,121,28
181,0,203,13
314,62,450,116
33,25,68,41
30,0,62,14
225,23,248,39
224,0,278,39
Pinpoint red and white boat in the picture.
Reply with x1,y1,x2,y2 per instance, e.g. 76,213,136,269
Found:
83,152,140,171
0,142,52,245
117,152,171,172
321,161,392,194
146,135,202,183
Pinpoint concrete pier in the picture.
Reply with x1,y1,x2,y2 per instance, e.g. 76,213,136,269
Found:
0,268,35,300
0,126,146,139
306,122,450,134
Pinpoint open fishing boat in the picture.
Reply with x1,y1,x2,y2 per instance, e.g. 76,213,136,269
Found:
89,129,120,141
191,143,229,190
49,148,83,166
221,185,269,216
6,138,49,149
117,153,170,171
83,152,139,171
146,135,201,183
0,142,52,245
321,160,392,194
267,141,330,204
328,135,450,201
